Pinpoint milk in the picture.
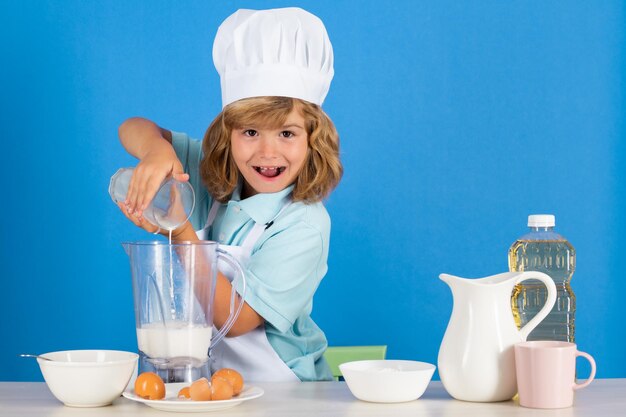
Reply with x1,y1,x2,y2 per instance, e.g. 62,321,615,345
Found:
137,321,212,361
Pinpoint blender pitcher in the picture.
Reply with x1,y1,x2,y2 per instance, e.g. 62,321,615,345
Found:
123,241,246,383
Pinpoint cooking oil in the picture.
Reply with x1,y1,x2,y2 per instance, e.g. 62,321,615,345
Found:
509,215,576,342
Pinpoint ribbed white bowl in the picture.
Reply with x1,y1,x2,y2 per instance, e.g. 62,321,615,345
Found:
340,360,435,403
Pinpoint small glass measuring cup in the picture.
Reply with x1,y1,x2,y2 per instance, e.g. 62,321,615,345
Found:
109,167,195,231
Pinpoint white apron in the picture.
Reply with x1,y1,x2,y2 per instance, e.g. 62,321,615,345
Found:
196,201,299,382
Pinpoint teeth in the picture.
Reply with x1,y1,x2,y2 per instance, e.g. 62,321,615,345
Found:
255,166,283,172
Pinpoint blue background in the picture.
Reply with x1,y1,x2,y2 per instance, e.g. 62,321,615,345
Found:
2,0,624,381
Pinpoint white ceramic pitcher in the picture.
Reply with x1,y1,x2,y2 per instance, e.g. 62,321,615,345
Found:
438,271,556,402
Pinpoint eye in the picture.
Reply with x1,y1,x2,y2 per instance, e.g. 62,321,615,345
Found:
279,131,295,138
243,129,258,137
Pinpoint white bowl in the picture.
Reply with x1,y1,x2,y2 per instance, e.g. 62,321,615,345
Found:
37,350,138,407
340,360,436,403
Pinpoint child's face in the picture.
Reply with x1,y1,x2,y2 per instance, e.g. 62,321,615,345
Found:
231,108,309,198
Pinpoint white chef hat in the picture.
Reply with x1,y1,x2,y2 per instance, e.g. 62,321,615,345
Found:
213,7,334,108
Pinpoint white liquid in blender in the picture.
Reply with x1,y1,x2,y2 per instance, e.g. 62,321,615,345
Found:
138,227,213,362
137,321,212,361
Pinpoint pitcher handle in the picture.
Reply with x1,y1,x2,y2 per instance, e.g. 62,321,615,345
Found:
210,248,247,349
516,271,557,341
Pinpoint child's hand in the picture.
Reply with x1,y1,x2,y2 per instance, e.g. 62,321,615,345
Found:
117,202,161,235
124,150,190,217
118,202,198,242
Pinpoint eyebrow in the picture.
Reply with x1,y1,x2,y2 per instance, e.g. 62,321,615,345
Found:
282,123,305,130
238,123,305,130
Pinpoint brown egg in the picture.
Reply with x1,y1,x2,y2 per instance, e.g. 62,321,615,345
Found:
212,368,244,395
177,386,191,399
134,372,166,400
210,376,234,401
189,377,212,401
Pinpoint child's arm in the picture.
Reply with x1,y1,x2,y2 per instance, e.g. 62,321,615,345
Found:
118,119,265,336
118,118,265,336
118,117,189,216
165,220,266,336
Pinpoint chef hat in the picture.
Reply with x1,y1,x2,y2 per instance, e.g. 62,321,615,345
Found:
213,7,334,108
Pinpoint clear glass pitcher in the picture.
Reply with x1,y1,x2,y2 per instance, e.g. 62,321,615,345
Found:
123,241,246,383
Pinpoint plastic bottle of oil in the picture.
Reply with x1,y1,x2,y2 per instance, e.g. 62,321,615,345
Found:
509,214,576,342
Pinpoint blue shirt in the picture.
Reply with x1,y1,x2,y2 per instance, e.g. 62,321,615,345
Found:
172,131,333,381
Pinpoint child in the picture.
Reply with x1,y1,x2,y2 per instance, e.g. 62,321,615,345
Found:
117,8,342,382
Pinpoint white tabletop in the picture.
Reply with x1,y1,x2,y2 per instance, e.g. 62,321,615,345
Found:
0,379,624,417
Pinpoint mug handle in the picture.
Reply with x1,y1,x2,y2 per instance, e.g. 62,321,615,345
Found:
210,249,247,348
573,351,596,390
516,272,557,341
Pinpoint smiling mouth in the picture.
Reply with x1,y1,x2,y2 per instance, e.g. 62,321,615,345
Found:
253,166,286,178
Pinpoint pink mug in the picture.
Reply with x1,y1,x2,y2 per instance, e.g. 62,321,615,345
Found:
514,341,596,409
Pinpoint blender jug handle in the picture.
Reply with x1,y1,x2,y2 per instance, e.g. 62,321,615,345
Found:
210,249,247,348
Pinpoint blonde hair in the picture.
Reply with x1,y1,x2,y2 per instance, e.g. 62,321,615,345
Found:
200,97,342,203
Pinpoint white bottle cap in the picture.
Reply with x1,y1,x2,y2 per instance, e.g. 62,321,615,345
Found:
528,214,555,227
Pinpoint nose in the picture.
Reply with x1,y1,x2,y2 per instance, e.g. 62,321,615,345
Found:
258,136,278,159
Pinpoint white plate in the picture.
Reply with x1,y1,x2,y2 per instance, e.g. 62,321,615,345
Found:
123,382,264,413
